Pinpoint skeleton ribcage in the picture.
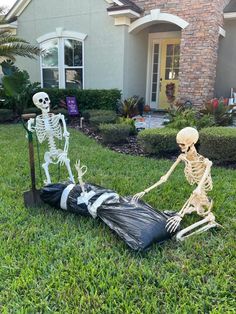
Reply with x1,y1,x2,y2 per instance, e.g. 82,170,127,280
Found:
184,155,212,192
35,114,62,144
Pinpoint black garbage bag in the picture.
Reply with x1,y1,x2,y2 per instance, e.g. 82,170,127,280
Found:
40,182,177,250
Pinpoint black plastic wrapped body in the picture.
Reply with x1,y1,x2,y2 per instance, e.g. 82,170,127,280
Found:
41,182,176,250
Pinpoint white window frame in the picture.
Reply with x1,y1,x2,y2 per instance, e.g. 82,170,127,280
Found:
37,28,87,89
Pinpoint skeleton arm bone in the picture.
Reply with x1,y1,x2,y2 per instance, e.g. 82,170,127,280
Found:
131,155,182,203
58,113,70,153
27,118,35,132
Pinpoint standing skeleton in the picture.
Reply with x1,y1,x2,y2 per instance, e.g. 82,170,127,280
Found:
28,92,75,185
132,127,220,240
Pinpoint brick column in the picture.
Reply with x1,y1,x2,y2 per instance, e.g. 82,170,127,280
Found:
133,0,230,106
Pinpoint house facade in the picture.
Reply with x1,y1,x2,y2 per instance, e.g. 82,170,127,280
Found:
4,0,236,109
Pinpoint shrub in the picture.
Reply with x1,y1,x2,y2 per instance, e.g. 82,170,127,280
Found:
23,107,41,115
138,128,178,155
200,98,236,126
166,108,215,130
199,127,236,164
51,108,69,118
89,113,117,130
99,123,130,144
82,109,116,122
0,109,14,122
41,88,121,111
117,96,140,118
117,117,137,135
1,61,40,115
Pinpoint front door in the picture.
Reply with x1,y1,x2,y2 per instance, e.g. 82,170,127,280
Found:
148,37,180,110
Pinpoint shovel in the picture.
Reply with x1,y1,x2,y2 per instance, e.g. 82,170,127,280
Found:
22,113,43,208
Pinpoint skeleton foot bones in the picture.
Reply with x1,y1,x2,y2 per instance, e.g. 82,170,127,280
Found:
28,92,75,185
132,127,221,241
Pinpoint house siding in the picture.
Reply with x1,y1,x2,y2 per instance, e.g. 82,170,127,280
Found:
215,19,236,98
123,28,148,99
133,0,231,105
15,0,126,91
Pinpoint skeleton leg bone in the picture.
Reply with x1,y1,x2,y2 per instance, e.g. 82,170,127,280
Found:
42,152,52,185
176,213,221,241
63,156,75,183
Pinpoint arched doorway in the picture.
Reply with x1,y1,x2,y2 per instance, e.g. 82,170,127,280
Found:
129,9,188,110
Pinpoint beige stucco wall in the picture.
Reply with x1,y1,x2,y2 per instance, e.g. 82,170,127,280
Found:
15,0,126,91
215,19,236,98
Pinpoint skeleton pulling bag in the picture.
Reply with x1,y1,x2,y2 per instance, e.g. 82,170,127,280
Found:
40,182,175,250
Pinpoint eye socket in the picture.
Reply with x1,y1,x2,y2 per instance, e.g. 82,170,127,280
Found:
39,99,43,103
45,97,49,101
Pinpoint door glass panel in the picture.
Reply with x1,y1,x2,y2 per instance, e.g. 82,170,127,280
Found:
151,43,159,102
166,56,172,68
174,45,180,55
65,68,83,89
165,44,180,80
166,44,174,56
41,39,58,67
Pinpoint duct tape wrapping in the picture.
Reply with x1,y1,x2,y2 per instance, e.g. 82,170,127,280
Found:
40,182,177,250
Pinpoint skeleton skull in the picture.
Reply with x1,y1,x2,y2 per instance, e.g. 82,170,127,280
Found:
33,92,50,114
176,127,199,153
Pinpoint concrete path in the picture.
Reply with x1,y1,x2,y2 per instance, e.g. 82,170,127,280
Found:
134,112,169,129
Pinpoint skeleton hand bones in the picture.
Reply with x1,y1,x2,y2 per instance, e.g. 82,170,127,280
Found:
131,174,169,204
75,160,87,193
131,156,182,204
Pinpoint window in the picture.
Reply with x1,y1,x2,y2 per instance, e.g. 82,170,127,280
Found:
165,44,180,80
41,38,83,89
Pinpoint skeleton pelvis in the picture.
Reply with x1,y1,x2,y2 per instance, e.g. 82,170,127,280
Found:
44,149,65,164
183,194,213,217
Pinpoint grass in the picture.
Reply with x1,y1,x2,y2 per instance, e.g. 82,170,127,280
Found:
0,124,235,313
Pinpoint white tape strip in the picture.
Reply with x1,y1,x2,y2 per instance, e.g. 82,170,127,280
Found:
77,190,96,205
60,184,75,210
88,192,119,218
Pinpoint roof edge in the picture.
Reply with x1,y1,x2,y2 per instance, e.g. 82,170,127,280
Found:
6,0,31,20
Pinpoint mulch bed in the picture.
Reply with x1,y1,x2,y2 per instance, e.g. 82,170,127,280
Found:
72,121,146,157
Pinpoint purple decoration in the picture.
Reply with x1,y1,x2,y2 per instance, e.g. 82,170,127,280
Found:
66,96,79,116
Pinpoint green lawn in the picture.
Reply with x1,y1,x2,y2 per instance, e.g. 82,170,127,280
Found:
0,125,235,313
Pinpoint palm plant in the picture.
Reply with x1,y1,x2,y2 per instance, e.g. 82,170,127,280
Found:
0,7,40,61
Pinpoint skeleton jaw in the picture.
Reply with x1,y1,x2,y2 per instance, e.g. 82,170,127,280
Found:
41,104,50,115
177,142,189,153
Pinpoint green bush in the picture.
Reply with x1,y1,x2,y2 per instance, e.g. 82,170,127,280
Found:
199,127,236,163
117,117,137,135
82,109,116,122
0,109,14,122
41,88,121,111
51,108,69,118
138,127,178,155
23,107,41,115
166,108,215,130
99,123,130,144
89,113,117,130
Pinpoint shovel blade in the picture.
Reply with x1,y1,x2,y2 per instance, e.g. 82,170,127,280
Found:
23,189,44,208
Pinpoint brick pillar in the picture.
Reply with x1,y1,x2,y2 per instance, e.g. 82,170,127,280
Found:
133,0,230,106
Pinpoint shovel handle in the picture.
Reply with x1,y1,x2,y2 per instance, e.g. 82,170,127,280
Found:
21,114,37,191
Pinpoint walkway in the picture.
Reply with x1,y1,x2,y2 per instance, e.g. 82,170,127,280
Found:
134,112,169,129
